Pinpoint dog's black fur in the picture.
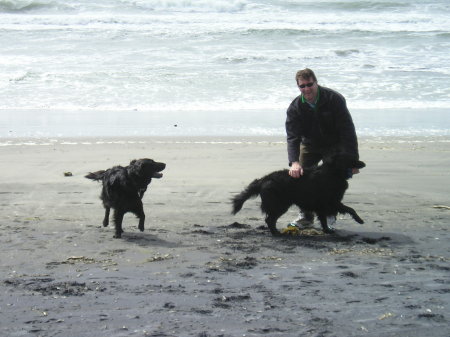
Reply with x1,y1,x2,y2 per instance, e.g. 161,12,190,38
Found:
232,153,365,235
85,158,166,238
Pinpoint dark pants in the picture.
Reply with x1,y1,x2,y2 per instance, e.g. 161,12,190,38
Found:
299,143,338,168
298,143,338,220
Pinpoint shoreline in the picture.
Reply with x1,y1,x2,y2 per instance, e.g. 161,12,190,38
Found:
1,134,450,146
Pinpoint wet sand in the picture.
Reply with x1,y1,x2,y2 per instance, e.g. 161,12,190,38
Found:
1,136,449,337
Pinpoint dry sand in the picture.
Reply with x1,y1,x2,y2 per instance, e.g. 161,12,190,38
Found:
1,136,449,337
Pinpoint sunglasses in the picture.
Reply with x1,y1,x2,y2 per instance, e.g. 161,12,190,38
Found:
298,82,315,89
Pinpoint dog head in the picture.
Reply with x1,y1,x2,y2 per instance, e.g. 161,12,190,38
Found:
323,153,365,179
128,159,166,180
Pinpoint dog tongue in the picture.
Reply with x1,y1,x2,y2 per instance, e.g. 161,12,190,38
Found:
152,172,163,178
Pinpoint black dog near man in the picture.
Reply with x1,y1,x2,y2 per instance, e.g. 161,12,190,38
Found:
232,153,365,235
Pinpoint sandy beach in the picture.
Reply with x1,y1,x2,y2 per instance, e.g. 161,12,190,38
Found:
1,136,449,337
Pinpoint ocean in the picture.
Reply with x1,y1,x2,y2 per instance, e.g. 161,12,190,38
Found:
1,0,449,139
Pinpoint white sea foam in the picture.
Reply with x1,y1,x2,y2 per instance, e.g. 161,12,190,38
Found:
1,0,449,137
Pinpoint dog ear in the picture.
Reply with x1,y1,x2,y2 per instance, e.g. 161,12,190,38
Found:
128,159,143,176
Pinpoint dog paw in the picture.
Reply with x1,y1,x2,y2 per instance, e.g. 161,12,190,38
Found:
323,226,336,234
270,230,282,237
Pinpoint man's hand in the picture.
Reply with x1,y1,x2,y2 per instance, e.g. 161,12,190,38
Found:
352,168,360,175
289,161,303,178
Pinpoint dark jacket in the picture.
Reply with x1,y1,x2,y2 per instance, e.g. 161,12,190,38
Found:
285,86,358,164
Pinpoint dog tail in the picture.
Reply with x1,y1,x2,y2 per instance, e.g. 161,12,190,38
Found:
85,170,106,181
232,178,262,215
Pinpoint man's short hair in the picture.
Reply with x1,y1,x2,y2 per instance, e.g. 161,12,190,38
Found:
296,68,317,84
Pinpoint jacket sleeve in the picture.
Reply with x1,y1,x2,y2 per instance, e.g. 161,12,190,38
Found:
285,100,302,165
334,96,359,159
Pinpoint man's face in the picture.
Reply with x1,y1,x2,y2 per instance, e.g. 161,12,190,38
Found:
297,77,318,103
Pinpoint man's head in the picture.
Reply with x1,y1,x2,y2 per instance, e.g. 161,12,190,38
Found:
296,68,318,103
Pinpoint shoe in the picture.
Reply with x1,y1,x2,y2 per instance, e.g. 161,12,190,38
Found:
290,212,314,228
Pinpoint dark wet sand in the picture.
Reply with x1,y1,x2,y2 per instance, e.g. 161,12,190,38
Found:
1,136,449,337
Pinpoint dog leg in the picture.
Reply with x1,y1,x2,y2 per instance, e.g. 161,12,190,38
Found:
132,201,145,232
338,203,364,224
265,214,281,236
138,212,145,232
103,207,110,227
318,214,336,233
113,210,125,238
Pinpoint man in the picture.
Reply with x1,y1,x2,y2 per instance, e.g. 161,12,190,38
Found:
285,68,360,229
